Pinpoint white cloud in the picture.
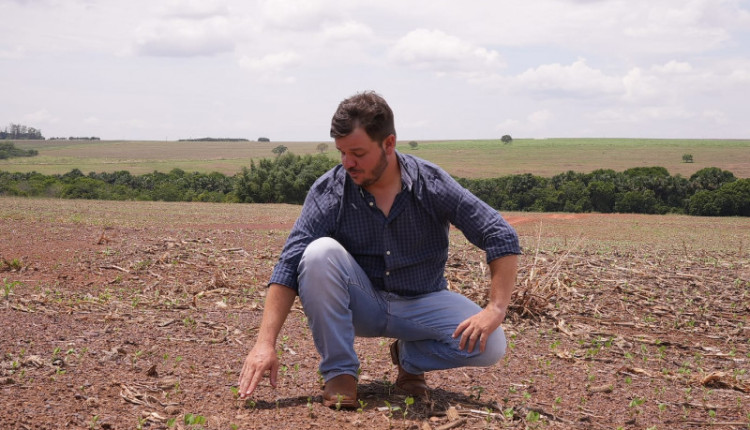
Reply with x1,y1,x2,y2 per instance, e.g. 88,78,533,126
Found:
389,29,504,72
528,110,553,127
257,0,341,30
701,109,729,124
621,68,660,103
158,0,229,19
239,51,301,71
19,109,60,129
321,20,374,42
134,15,234,57
238,51,301,83
512,59,621,98
651,61,693,74
0,45,26,60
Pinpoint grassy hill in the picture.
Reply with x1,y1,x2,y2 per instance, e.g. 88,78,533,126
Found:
2,138,748,178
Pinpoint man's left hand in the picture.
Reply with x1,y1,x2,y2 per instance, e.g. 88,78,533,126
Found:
452,304,507,353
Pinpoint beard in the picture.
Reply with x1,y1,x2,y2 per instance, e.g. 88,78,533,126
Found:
349,147,388,188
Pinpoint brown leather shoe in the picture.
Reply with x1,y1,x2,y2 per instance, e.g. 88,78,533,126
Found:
322,374,358,409
390,340,429,396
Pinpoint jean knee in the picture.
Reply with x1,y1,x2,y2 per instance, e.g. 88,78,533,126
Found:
472,328,507,367
300,237,343,266
298,237,348,303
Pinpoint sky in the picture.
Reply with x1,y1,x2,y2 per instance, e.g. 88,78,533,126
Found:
2,0,750,141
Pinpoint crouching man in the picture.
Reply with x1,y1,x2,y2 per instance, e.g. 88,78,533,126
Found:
238,91,521,408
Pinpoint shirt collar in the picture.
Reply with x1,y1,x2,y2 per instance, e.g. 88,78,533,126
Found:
396,152,413,192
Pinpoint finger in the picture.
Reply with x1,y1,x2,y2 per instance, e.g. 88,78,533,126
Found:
269,360,280,388
467,332,479,353
246,369,263,397
453,319,469,339
479,335,487,353
458,328,470,350
238,363,251,395
239,369,254,399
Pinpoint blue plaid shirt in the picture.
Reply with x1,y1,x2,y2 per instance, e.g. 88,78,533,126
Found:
269,153,521,296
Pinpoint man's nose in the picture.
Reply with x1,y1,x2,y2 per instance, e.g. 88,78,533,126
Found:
342,155,356,169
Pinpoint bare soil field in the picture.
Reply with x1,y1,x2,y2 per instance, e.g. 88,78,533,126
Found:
1,198,748,429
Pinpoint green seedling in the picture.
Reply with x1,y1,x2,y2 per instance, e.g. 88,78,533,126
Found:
470,385,485,400
3,279,20,298
184,413,206,425
403,396,414,418
526,410,540,423
357,399,367,413
3,259,22,271
335,394,343,411
307,397,314,417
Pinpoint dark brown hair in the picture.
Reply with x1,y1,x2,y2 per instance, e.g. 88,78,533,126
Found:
330,91,396,143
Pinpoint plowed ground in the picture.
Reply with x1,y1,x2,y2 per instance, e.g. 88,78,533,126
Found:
1,198,748,429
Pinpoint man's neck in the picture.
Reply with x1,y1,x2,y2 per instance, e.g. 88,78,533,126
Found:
365,155,401,196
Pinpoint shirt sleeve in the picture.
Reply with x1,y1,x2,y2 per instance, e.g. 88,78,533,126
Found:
429,167,522,262
268,170,340,292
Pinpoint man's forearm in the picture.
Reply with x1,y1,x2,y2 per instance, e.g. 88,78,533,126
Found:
255,283,297,347
488,254,518,312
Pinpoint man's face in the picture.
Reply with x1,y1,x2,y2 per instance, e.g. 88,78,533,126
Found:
335,127,389,188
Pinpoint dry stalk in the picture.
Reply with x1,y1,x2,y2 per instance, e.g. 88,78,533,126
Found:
511,221,584,319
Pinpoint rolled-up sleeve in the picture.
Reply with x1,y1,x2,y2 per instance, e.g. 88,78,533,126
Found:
430,167,521,262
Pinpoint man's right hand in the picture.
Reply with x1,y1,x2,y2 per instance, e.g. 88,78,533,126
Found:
238,342,279,399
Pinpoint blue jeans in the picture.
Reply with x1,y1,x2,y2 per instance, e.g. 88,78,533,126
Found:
297,237,507,382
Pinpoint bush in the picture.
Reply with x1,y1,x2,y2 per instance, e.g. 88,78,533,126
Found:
0,142,39,159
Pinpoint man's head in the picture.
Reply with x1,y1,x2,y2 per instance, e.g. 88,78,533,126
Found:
331,91,398,189
330,91,396,144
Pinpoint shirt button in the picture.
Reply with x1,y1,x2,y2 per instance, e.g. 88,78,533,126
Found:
385,271,390,276
386,251,391,255
369,202,374,207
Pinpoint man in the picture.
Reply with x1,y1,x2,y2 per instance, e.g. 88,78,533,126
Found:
238,91,520,408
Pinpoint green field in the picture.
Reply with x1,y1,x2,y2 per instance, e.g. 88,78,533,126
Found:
2,138,749,178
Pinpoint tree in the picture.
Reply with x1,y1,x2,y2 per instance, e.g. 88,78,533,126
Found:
408,141,418,149
501,135,513,144
682,154,694,163
690,167,736,191
615,190,659,214
258,137,271,142
271,145,288,156
588,181,616,213
316,143,329,153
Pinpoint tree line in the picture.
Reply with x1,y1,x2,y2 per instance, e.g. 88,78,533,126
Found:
1,123,44,140
457,166,748,216
0,153,747,216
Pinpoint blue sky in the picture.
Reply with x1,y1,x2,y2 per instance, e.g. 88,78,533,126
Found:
2,0,749,141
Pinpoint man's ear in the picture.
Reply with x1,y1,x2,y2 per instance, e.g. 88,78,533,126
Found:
383,134,396,154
